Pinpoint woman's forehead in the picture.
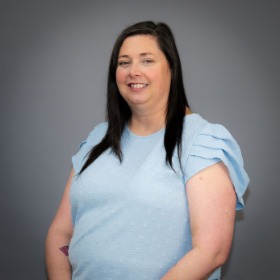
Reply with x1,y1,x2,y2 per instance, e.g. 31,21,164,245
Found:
118,35,161,57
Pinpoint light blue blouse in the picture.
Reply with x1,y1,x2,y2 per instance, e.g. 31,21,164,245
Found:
69,113,249,280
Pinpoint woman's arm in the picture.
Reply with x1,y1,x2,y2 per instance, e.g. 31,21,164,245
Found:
162,162,236,280
45,169,74,280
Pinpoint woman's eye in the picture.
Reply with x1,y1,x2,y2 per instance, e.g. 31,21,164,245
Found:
143,59,154,64
118,61,130,66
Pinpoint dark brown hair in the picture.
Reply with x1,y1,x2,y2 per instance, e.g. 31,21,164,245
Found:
80,21,189,174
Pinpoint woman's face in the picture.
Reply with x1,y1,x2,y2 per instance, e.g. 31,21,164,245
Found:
116,35,171,114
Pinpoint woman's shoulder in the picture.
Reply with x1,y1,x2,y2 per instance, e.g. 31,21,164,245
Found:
87,122,108,142
183,113,233,140
183,113,208,141
182,113,242,161
76,122,108,150
183,113,207,128
91,121,108,134
72,122,108,174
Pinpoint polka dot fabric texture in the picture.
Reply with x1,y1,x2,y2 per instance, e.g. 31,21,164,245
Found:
69,114,249,280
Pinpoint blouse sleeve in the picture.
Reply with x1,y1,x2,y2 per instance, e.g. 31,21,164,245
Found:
185,123,249,210
72,137,88,175
71,122,108,175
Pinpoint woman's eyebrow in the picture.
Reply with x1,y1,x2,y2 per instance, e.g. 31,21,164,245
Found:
139,52,154,56
118,52,154,59
118,54,129,59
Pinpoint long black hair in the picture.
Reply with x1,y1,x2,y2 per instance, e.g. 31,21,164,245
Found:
79,21,189,174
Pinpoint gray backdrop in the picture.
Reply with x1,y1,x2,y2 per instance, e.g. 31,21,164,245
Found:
1,0,279,279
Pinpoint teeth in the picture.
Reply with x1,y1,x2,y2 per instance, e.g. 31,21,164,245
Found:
130,83,147,88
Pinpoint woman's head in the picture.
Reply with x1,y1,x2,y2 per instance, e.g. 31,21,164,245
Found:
107,21,188,123
115,34,172,114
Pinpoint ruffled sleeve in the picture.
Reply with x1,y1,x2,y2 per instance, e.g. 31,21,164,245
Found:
72,122,108,175
185,123,249,210
72,137,89,175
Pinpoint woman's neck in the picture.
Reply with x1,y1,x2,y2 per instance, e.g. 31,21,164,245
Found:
128,107,192,136
128,109,166,136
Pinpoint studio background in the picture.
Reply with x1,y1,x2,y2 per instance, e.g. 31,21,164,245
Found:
1,0,279,279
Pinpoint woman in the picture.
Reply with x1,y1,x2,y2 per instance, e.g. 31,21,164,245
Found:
46,21,249,280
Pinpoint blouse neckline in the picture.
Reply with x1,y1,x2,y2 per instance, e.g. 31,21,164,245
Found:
125,113,198,139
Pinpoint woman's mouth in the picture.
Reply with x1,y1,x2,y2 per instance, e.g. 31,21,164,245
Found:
129,83,148,89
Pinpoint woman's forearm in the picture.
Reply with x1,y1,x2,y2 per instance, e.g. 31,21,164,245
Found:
161,247,225,280
45,227,72,280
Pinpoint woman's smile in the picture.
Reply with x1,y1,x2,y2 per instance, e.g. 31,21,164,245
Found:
129,83,148,89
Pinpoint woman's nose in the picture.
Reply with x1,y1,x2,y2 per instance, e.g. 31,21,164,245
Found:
129,62,141,76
